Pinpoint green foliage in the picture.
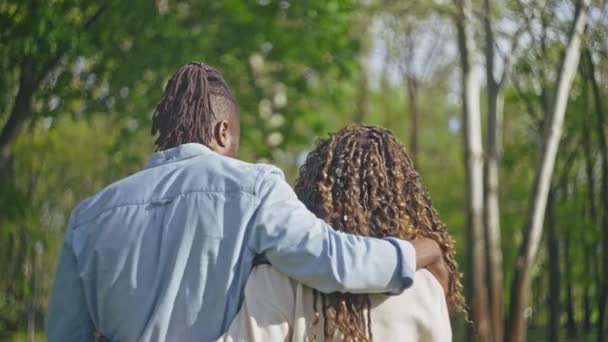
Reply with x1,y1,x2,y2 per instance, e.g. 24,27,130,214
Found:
0,1,607,340
0,0,360,332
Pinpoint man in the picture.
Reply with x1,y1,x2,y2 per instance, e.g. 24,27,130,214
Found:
46,62,444,341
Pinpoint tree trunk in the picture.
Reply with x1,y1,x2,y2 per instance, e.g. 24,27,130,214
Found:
0,58,37,171
0,5,105,172
546,190,560,342
353,26,371,124
564,232,577,338
580,54,601,334
380,53,392,128
454,0,491,340
531,274,542,328
582,77,597,219
407,78,419,166
584,48,608,342
506,2,589,342
27,247,39,342
583,288,591,332
580,58,596,335
483,1,505,339
484,89,504,342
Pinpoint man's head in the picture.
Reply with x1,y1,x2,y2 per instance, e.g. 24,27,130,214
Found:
151,62,240,157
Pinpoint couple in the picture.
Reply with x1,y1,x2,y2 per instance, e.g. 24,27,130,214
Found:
46,62,462,342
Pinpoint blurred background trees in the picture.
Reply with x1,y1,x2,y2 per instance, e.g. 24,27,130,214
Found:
0,0,606,341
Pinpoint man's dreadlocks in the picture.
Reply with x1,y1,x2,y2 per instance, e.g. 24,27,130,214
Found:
151,62,238,151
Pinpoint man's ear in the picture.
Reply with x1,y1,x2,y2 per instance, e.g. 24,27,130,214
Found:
213,120,230,148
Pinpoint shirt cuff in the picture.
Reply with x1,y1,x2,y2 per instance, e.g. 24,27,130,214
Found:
383,237,416,295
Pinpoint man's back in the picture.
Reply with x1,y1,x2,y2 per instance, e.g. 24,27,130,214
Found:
53,143,270,341
47,143,417,342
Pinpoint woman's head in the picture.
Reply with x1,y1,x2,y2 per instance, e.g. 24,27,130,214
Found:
294,125,464,341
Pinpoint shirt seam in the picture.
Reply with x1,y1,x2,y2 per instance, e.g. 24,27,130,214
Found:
246,167,271,256
71,189,256,229
252,165,272,197
144,145,212,169
145,153,204,169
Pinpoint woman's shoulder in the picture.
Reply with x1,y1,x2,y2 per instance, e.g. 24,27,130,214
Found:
369,269,452,341
413,269,446,296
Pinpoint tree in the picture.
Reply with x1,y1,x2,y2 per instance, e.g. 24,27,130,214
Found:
453,0,491,340
386,13,451,166
0,3,106,170
353,21,372,124
583,46,608,342
0,0,362,333
506,1,590,341
0,1,360,169
580,49,597,336
481,1,522,339
545,189,559,342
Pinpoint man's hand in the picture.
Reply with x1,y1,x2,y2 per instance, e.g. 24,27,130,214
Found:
411,237,442,269
411,238,449,293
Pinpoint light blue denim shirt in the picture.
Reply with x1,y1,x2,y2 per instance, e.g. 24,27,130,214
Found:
46,143,416,342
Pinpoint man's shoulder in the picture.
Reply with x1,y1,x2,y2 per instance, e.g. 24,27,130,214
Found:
210,156,282,178
205,154,284,176
67,172,144,228
185,155,286,193
70,156,287,226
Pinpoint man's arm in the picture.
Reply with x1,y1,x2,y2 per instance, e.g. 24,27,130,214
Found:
248,167,432,295
46,226,94,342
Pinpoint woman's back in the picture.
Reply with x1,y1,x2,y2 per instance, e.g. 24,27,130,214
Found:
221,265,451,341
221,126,460,341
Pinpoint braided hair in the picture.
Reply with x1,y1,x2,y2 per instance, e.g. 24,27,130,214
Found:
151,62,238,151
294,125,465,341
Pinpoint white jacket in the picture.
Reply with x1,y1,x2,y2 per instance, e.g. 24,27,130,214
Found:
220,265,452,341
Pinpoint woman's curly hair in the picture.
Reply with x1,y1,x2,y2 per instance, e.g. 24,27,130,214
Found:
293,125,465,341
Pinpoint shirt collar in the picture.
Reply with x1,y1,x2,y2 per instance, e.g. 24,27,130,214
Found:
144,143,213,169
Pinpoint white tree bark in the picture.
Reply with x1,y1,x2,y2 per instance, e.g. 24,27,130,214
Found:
454,0,490,340
485,87,503,342
507,2,590,341
483,0,511,339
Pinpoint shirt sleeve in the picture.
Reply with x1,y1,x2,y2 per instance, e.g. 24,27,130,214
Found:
46,220,94,342
248,166,416,294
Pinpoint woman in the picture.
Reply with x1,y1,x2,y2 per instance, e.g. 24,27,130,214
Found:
221,126,464,341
